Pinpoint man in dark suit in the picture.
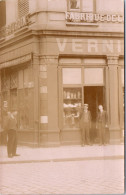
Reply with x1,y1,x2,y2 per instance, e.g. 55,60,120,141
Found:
5,111,20,158
96,105,108,145
80,104,92,146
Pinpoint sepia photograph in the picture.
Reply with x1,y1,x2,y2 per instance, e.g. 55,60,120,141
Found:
0,0,124,194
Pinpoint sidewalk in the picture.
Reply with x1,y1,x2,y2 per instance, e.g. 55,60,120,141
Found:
0,144,124,164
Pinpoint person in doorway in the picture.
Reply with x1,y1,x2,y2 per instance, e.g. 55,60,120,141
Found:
80,104,92,146
5,111,20,158
96,105,108,145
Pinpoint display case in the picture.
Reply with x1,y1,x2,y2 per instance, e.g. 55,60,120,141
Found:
63,87,82,128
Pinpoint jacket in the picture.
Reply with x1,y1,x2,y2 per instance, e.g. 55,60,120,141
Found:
5,115,17,131
79,110,91,129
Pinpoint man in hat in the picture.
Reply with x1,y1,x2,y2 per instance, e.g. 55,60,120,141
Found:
5,111,20,158
96,105,108,145
80,104,92,146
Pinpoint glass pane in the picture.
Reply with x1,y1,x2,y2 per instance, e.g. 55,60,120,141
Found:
18,70,23,89
63,68,81,84
24,68,29,88
18,89,25,130
63,87,82,128
1,72,10,91
84,68,104,85
82,0,93,12
69,0,80,9
18,88,34,130
10,89,17,110
10,72,18,89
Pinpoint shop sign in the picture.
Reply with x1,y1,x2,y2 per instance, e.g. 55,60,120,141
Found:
56,38,123,54
0,15,29,37
66,12,124,24
0,54,32,69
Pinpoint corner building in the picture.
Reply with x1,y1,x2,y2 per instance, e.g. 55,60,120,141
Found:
0,0,124,146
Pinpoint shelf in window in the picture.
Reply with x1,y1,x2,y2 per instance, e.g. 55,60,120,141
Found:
63,107,81,109
63,98,82,100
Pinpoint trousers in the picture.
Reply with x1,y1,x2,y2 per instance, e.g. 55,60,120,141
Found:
81,123,90,145
98,123,106,145
7,129,17,156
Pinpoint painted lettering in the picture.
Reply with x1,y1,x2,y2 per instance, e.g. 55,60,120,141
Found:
118,15,123,22
80,13,86,21
102,40,114,53
112,15,117,22
106,15,111,22
100,14,104,22
56,38,67,52
72,39,83,53
88,40,98,53
94,14,100,22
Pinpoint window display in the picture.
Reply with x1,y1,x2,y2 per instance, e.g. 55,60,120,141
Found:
63,87,82,128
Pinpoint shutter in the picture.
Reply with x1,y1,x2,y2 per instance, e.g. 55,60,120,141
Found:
0,1,6,28
18,0,29,18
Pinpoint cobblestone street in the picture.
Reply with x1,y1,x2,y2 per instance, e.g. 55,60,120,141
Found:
0,159,124,194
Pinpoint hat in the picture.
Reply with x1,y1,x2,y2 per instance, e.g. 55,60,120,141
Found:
84,104,88,107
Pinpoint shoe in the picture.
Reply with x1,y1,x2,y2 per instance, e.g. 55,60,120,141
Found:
8,154,13,158
13,154,20,156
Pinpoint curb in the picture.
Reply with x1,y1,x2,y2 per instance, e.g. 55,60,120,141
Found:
0,155,124,164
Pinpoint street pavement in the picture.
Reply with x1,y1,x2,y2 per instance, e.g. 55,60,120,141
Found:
0,159,124,194
0,144,124,164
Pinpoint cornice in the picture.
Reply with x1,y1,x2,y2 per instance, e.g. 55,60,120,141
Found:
0,28,124,51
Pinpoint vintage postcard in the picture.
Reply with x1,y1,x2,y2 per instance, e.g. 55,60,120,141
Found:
0,0,124,194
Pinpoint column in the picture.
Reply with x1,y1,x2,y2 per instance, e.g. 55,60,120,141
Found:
107,55,120,143
39,56,60,146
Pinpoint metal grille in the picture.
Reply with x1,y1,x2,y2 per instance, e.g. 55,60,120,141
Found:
18,0,29,18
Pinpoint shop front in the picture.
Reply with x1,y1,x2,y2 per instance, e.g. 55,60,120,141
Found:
58,58,107,144
50,35,124,145
0,52,38,146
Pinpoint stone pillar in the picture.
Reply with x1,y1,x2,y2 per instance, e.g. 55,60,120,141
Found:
39,56,60,146
107,55,120,143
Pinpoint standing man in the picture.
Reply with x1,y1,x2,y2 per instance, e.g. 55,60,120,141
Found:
96,105,108,146
80,104,92,146
5,111,20,158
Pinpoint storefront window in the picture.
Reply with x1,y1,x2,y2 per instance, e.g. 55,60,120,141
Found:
63,68,81,84
18,68,34,130
84,68,104,85
10,89,17,111
61,66,105,131
1,66,34,131
63,87,82,129
10,72,18,89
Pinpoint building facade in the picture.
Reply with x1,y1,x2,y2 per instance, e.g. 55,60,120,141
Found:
0,0,124,146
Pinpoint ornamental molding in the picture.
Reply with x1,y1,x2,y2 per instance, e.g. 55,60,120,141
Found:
107,56,119,65
0,53,32,69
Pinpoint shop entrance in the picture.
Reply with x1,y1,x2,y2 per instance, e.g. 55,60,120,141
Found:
84,86,105,143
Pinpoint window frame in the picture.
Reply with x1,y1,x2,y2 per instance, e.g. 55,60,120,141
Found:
67,0,96,13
